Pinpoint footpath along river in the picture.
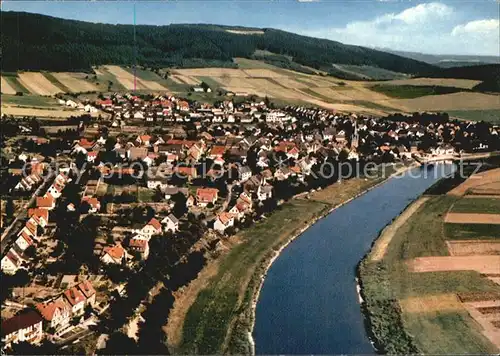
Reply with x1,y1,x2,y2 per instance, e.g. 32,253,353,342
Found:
253,164,454,354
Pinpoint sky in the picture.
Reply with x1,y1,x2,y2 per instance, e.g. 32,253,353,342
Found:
2,0,499,56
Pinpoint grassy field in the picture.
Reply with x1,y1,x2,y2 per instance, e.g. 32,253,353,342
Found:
177,176,387,354
334,64,408,81
447,109,500,124
369,84,465,99
445,223,500,240
1,94,60,107
451,197,500,214
360,194,499,353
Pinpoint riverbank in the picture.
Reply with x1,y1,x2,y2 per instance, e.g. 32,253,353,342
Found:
246,169,411,353
357,179,500,354
170,163,413,354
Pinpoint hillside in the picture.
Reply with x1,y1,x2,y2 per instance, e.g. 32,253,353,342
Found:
1,11,436,75
377,49,500,68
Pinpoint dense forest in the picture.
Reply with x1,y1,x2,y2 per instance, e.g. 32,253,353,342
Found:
1,11,437,74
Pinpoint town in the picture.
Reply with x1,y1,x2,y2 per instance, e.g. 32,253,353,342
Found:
1,91,499,353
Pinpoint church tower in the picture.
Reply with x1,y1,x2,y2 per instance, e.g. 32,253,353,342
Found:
351,121,359,149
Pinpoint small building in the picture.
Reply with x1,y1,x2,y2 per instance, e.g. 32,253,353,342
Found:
129,238,150,260
36,298,71,331
214,212,234,233
1,310,44,349
196,188,219,207
162,214,179,233
63,286,86,316
101,243,128,265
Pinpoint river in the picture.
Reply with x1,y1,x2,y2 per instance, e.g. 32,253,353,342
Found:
253,164,454,354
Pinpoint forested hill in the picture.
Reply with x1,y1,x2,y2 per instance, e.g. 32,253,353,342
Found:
1,11,437,74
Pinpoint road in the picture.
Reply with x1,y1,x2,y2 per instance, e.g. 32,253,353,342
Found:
0,171,55,255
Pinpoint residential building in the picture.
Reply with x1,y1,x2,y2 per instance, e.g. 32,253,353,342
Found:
162,214,179,233
1,310,44,349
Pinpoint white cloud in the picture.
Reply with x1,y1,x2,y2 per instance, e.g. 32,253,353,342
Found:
451,19,499,35
298,2,498,55
393,2,453,24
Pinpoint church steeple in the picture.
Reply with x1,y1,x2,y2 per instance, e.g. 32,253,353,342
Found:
351,121,359,149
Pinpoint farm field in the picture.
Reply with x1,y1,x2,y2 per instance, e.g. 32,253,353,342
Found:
385,92,500,112
2,63,498,117
52,72,99,92
447,110,500,124
17,72,62,95
376,77,481,89
1,94,60,107
361,164,500,354
2,75,31,94
1,76,17,94
103,65,168,91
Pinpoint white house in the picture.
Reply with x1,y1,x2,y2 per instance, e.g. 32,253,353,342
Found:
257,185,273,201
214,212,234,233
101,244,128,264
162,214,179,233
36,298,71,330
63,286,86,316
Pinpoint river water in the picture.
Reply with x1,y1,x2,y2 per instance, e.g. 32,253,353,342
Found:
254,164,453,354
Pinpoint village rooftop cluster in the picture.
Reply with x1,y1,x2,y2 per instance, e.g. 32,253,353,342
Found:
1,92,498,352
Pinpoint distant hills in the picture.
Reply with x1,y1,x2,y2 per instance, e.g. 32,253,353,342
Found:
1,11,436,75
377,49,500,68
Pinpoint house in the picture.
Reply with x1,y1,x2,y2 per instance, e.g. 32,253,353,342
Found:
214,212,234,233
15,233,34,252
257,185,273,201
63,286,86,316
208,145,226,159
136,135,152,147
238,166,252,182
147,177,170,190
36,298,71,330
162,214,179,233
128,147,149,161
186,195,195,207
46,183,64,199
1,310,44,349
36,195,55,210
28,208,49,228
87,151,98,163
196,188,219,207
129,238,150,260
175,166,198,181
101,243,128,264
139,218,163,238
1,252,22,274
77,280,96,307
81,196,101,213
